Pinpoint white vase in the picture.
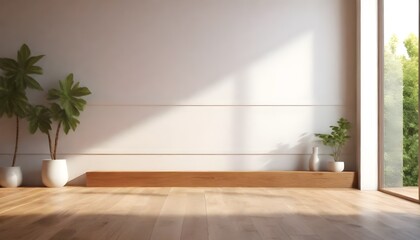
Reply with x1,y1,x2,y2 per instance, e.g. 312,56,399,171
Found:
0,166,23,187
327,161,345,172
42,159,68,187
309,147,320,171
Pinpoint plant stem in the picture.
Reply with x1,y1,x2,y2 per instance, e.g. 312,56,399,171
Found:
53,121,61,160
47,132,53,159
337,146,341,162
12,116,19,167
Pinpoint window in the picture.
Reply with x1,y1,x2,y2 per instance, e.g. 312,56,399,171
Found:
380,0,419,201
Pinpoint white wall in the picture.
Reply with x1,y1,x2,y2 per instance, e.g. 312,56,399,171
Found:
0,0,357,186
357,0,378,190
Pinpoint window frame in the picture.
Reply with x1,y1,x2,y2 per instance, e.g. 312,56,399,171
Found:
377,0,420,203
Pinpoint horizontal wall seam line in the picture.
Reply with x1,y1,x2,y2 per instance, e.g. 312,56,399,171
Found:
86,104,349,107
0,153,337,156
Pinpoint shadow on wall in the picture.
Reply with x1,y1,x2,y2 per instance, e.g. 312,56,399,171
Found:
264,133,315,170
0,0,357,183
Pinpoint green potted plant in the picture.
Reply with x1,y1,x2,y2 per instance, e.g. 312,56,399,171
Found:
315,117,351,172
27,73,91,187
0,44,44,187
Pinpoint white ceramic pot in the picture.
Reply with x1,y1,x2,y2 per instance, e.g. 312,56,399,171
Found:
327,161,345,172
0,166,23,187
42,159,68,187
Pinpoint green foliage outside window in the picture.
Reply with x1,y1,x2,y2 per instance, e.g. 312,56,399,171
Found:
385,33,419,187
402,34,419,186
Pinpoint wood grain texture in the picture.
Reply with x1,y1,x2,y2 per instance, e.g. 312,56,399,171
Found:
86,171,358,188
380,188,420,204
0,187,419,240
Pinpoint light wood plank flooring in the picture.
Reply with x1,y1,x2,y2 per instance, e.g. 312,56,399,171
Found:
383,187,419,200
0,187,419,240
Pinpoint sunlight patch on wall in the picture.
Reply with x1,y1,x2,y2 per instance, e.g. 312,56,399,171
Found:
174,32,315,105
81,32,316,155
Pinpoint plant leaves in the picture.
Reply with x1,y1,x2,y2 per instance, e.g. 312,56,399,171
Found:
18,44,31,63
0,58,18,72
48,75,91,134
26,55,44,67
0,76,29,118
0,44,44,91
26,105,52,134
28,66,43,75
26,76,43,90
48,73,91,116
314,118,351,161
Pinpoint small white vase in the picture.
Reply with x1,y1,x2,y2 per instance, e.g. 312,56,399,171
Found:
42,159,68,187
0,166,23,188
309,147,320,171
327,161,345,172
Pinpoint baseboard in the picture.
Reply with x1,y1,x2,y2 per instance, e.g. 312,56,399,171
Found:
86,171,358,188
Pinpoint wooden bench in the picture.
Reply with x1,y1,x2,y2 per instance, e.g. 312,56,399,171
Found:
86,171,358,188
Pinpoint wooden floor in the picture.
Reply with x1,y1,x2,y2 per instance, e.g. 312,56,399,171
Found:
383,187,419,200
0,188,419,240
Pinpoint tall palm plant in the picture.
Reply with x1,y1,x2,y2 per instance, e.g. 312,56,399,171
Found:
0,44,44,166
27,74,91,159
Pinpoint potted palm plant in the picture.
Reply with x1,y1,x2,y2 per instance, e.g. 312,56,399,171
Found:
315,118,351,172
0,44,44,187
27,73,91,187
